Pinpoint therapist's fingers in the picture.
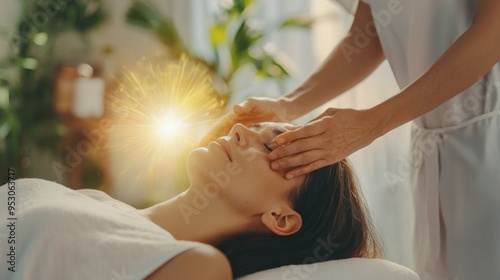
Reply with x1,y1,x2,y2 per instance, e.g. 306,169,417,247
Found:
274,108,341,146
199,111,238,146
308,107,339,122
284,159,331,179
233,101,250,115
269,137,319,161
233,97,273,114
270,107,341,146
234,97,291,122
269,108,380,178
233,97,273,115
274,120,325,146
270,148,327,172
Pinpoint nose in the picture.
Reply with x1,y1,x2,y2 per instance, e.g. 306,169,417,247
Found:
229,123,253,147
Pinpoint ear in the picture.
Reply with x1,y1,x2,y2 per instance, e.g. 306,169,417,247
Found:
261,208,302,236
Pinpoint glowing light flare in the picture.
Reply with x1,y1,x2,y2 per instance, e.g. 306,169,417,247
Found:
107,57,226,190
155,114,189,140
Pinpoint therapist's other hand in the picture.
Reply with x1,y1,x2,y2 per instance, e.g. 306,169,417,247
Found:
268,108,380,179
199,98,290,146
199,111,243,146
233,97,291,123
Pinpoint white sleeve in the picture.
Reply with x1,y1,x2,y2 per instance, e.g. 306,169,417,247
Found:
329,0,360,15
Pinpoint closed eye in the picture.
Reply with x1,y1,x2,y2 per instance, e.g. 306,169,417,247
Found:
265,128,284,152
264,143,273,152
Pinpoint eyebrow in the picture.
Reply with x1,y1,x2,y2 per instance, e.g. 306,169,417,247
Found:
272,128,284,135
249,123,284,135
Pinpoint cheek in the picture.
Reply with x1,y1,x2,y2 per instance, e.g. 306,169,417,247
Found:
228,148,292,190
250,160,292,191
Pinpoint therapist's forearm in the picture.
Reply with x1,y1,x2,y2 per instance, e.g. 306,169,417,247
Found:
372,10,500,136
279,2,385,120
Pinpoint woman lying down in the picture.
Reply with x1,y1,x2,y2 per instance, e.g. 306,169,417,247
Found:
0,122,380,280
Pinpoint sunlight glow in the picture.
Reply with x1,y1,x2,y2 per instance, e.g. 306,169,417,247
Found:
155,113,189,139
107,57,226,189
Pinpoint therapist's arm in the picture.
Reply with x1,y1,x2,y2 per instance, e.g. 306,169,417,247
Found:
271,0,500,178
279,2,385,120
200,2,382,145
372,0,500,135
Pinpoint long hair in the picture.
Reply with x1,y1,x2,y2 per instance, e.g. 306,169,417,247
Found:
216,159,381,278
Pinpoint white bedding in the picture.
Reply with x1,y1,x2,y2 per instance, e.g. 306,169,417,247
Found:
1,179,419,280
239,258,420,280
0,179,200,280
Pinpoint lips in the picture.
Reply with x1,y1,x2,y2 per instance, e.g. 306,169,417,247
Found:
215,138,232,161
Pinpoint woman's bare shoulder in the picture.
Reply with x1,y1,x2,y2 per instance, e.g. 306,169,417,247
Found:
145,245,232,280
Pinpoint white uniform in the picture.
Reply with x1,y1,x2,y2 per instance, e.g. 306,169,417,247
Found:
335,0,500,279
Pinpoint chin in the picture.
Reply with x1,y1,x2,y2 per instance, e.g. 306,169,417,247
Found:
185,147,216,185
186,147,205,174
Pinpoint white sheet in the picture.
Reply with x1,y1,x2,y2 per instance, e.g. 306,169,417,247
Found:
0,178,200,280
1,179,420,280
239,258,420,280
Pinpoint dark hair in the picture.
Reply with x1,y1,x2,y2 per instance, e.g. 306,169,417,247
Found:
216,159,381,278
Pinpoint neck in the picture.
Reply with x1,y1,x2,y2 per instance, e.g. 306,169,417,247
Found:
138,187,260,245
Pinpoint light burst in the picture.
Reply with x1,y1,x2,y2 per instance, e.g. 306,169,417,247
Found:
107,57,226,191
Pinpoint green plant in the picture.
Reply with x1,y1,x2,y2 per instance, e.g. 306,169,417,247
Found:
125,1,186,57
125,0,316,100
0,0,106,176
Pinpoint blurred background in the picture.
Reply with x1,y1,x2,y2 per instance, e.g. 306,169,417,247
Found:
0,0,414,269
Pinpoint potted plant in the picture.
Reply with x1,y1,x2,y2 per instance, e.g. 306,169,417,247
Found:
0,0,106,178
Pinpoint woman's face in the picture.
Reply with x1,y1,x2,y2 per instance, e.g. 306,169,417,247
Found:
186,122,305,215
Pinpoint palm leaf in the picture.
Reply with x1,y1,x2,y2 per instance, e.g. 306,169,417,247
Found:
126,1,185,52
279,14,316,29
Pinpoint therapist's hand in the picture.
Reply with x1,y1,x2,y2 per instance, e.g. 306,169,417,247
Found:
199,97,290,146
268,108,381,179
233,97,291,123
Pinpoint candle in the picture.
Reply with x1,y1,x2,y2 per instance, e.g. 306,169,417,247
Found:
72,77,105,118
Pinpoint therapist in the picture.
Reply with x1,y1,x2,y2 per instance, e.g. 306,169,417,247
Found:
221,0,500,279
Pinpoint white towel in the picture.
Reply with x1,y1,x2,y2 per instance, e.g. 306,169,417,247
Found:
0,178,200,280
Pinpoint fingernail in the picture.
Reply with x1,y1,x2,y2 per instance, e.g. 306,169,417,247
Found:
271,162,279,170
276,137,285,145
269,153,277,160
285,173,294,179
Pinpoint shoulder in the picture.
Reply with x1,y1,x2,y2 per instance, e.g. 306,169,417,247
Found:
77,188,138,212
145,244,232,280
